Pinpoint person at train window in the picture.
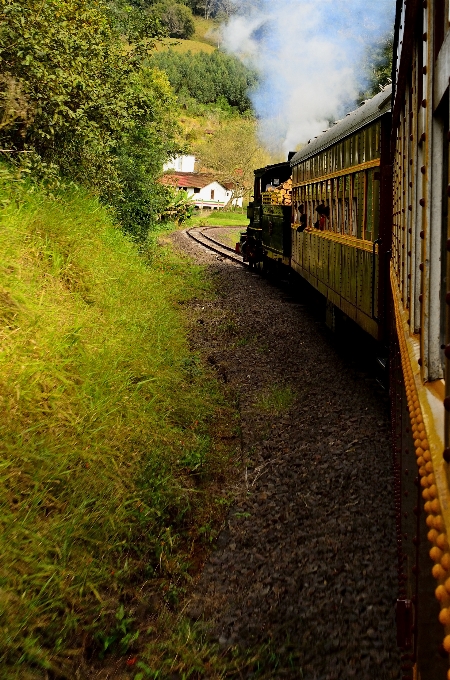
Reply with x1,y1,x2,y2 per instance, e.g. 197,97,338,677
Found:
297,204,307,232
320,205,330,231
315,203,328,230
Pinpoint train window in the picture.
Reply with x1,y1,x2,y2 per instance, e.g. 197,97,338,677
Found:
366,169,374,240
434,0,445,60
372,124,378,158
342,176,350,234
373,171,380,240
440,98,449,372
354,172,364,238
364,128,370,161
350,175,357,237
375,122,381,155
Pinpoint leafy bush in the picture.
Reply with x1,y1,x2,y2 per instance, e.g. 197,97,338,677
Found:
149,1,195,38
152,49,257,112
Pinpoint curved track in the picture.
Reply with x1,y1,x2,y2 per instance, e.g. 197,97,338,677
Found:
186,226,247,266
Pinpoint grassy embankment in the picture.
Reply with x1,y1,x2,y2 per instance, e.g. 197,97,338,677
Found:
0,168,238,678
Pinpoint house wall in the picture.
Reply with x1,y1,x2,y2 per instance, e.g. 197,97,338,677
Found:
163,155,196,173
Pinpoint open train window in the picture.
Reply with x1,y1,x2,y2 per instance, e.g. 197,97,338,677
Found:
440,93,449,373
366,169,374,240
434,0,445,60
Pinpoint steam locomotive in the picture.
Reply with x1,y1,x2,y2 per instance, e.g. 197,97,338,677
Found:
243,2,450,677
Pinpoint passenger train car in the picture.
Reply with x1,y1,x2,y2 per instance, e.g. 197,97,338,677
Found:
243,0,450,676
390,0,450,678
290,87,392,341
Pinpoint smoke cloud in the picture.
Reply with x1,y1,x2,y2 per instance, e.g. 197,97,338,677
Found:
221,0,395,153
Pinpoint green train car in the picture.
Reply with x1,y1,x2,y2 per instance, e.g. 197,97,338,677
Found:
243,159,292,270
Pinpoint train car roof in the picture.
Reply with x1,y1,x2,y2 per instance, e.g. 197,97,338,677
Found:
254,160,291,177
290,84,392,167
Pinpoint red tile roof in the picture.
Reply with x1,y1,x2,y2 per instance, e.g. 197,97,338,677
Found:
160,172,221,189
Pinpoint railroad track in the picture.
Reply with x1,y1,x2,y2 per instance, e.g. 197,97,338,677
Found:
186,226,247,266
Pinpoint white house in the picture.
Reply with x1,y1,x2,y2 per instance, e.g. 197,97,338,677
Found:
163,155,196,173
160,170,243,209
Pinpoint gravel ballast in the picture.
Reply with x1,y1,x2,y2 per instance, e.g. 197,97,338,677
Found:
173,228,401,680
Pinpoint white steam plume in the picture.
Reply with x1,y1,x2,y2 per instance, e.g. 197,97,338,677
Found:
221,0,395,153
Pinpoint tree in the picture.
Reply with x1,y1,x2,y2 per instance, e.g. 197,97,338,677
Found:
194,117,271,204
152,50,257,112
361,31,394,99
0,0,181,237
149,1,195,38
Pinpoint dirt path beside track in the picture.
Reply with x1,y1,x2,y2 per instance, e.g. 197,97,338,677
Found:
171,229,401,680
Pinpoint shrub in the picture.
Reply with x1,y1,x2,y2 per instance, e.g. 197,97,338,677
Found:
150,1,195,38
152,49,257,112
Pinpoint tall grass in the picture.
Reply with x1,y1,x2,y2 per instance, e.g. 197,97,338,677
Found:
0,169,233,677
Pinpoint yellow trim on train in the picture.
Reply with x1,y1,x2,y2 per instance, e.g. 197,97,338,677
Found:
291,225,378,255
391,267,450,653
292,158,381,188
392,268,446,512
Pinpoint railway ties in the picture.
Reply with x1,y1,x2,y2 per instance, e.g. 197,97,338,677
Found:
176,233,401,679
186,226,247,266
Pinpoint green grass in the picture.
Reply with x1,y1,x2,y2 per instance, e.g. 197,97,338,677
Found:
136,613,302,679
0,167,237,677
192,16,220,45
254,385,296,414
153,38,216,54
186,210,248,228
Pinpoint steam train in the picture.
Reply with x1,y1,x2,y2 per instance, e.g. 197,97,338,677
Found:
242,2,450,678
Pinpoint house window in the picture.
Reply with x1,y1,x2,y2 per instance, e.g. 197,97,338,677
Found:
210,189,215,200
194,187,200,193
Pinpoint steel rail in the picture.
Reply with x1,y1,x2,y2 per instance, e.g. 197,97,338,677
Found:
197,227,240,254
185,227,247,267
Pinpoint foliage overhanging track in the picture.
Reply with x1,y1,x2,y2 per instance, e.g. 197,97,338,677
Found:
185,226,247,266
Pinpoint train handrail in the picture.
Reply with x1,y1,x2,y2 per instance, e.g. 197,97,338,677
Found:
372,238,382,322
